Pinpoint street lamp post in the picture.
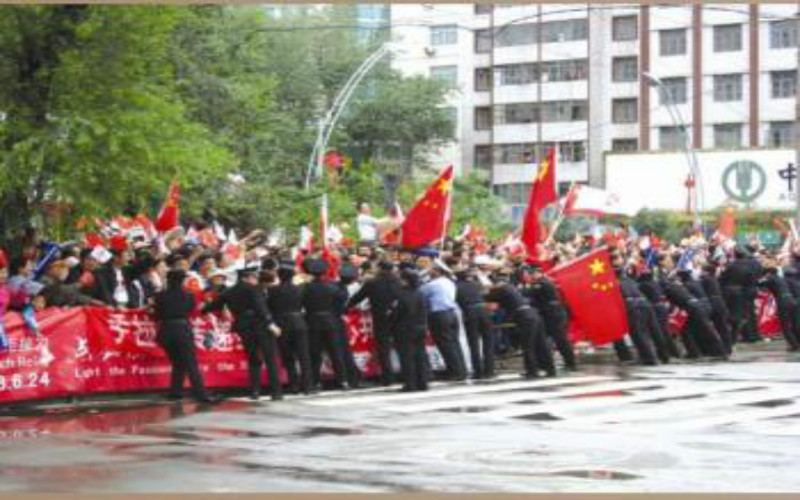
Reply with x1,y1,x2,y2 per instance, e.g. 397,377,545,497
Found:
642,71,704,229
304,42,397,191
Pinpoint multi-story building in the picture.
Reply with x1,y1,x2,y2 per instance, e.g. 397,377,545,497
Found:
390,4,799,223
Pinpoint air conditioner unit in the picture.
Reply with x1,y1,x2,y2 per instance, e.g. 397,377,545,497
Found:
424,46,436,57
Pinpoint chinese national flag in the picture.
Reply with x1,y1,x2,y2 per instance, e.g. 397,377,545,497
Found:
155,181,181,233
521,149,557,259
547,248,629,346
401,165,454,249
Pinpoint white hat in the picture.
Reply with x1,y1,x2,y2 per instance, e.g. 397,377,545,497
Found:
474,255,491,266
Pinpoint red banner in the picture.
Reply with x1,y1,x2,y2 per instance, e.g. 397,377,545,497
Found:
0,307,391,405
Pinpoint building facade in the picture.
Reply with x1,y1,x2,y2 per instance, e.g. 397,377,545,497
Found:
389,4,799,223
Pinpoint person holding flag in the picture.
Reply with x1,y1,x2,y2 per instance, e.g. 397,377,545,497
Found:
521,149,557,263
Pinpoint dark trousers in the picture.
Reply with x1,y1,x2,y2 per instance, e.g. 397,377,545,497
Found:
335,316,362,388
723,286,745,346
641,303,672,363
683,301,727,358
653,302,682,358
372,314,395,385
742,289,762,342
777,297,800,349
708,297,733,355
542,307,576,369
616,301,658,365
277,313,312,393
159,321,206,400
428,309,467,380
396,325,429,391
307,312,348,388
514,308,555,377
239,326,283,398
462,305,496,378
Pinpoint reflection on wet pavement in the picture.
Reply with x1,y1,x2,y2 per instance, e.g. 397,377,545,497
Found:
1,343,800,492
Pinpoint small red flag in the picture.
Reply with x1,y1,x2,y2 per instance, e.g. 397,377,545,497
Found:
400,165,454,249
155,181,181,233
521,149,557,259
547,248,629,346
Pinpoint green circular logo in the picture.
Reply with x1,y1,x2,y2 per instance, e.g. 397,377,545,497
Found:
722,160,767,203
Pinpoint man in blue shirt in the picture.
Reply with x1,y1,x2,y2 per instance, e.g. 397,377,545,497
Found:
420,259,467,381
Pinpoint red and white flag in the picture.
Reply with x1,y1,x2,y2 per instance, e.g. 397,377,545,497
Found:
563,185,641,217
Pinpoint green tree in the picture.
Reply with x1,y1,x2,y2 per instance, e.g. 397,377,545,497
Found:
0,6,233,242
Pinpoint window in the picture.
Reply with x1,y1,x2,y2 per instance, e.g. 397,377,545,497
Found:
770,20,798,49
495,103,538,125
660,29,687,56
495,23,537,48
612,15,638,41
494,183,532,205
475,67,493,91
541,100,588,122
475,4,493,14
767,121,796,148
541,59,587,82
540,19,588,43
612,98,638,123
771,70,797,99
444,107,458,135
660,126,686,150
660,77,687,105
495,63,538,86
495,143,535,164
430,65,458,87
474,106,492,130
713,24,742,52
714,74,742,102
714,123,742,149
475,29,493,53
431,25,457,46
556,141,587,162
612,138,639,152
612,56,638,82
474,145,492,169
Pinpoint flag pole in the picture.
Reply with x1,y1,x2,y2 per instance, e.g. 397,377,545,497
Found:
439,177,452,253
545,181,576,245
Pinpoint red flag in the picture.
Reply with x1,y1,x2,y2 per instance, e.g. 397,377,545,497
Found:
155,181,181,233
547,248,629,346
85,233,106,249
717,206,736,239
400,165,454,249
521,149,557,258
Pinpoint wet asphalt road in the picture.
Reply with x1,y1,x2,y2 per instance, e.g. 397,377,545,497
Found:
1,342,800,493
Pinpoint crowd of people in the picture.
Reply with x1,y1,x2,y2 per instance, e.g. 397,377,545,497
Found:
0,205,797,404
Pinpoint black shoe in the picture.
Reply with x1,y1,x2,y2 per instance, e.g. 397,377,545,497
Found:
271,394,284,401
400,386,415,392
195,394,221,404
166,394,184,401
546,369,557,377
521,372,539,380
249,392,260,401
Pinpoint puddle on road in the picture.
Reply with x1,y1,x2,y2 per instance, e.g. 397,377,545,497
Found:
637,394,706,404
436,406,496,414
741,399,795,408
563,390,633,399
513,412,562,421
720,386,766,393
550,469,641,481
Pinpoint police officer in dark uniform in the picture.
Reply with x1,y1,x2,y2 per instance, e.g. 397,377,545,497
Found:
391,268,430,392
614,264,660,366
665,266,727,360
455,265,496,379
302,258,351,390
153,269,215,403
522,264,576,371
204,268,284,401
345,260,402,386
335,264,363,389
721,247,762,345
700,262,734,355
267,261,313,394
638,268,682,359
759,260,800,351
485,271,556,378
